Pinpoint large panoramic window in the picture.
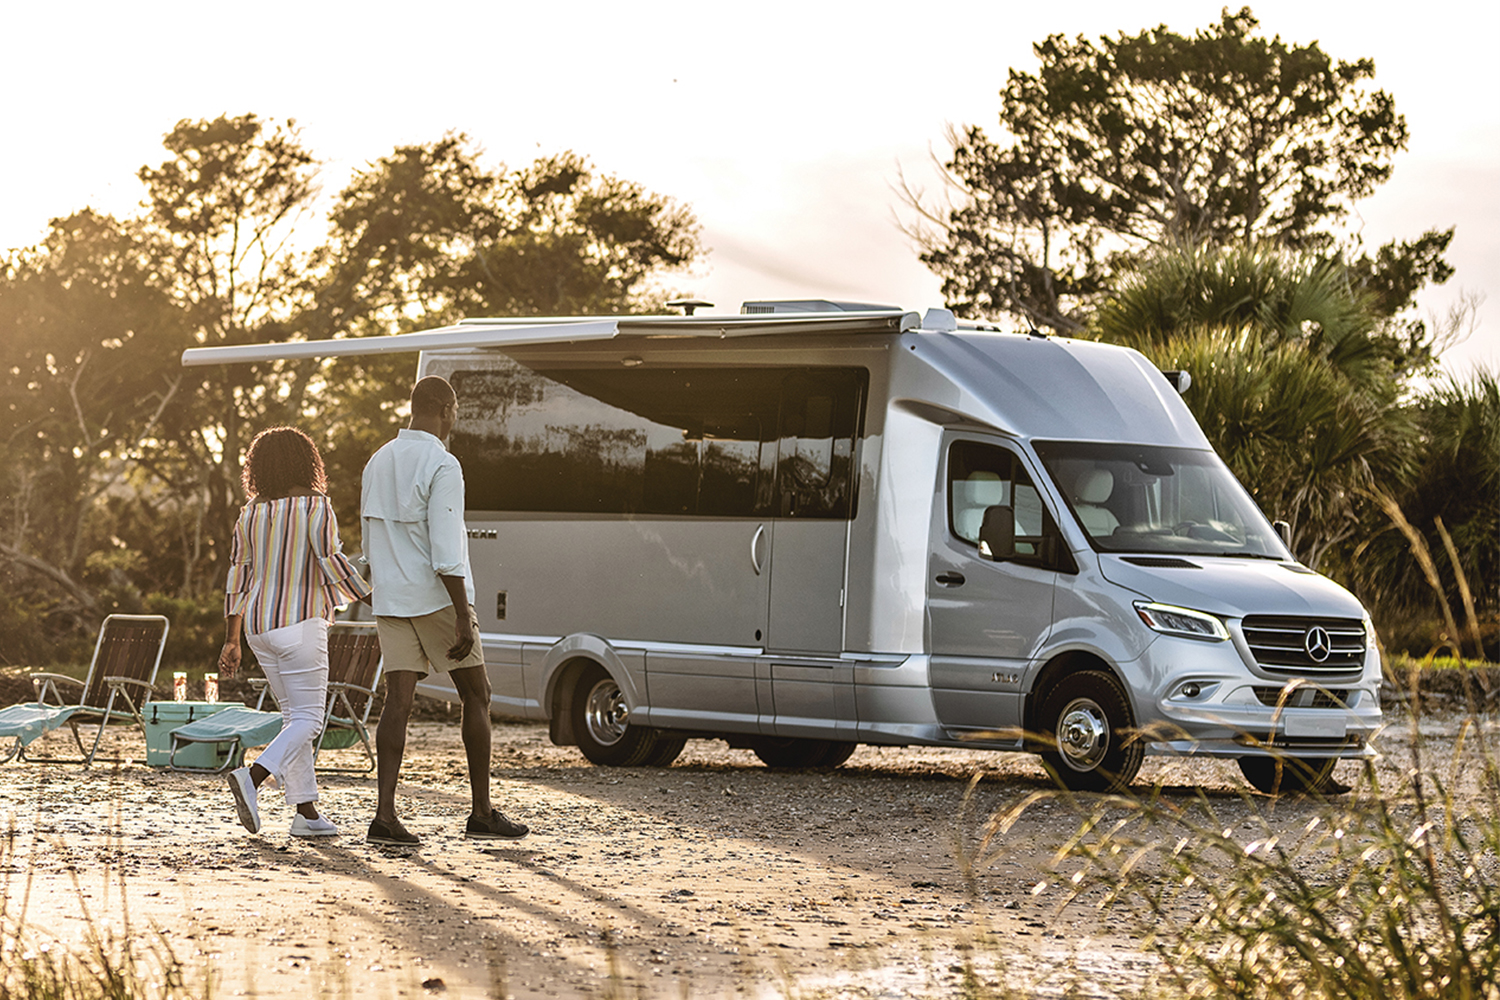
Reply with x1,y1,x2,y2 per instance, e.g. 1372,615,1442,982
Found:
445,360,865,518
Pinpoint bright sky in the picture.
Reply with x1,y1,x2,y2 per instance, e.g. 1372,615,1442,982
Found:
4,0,1496,376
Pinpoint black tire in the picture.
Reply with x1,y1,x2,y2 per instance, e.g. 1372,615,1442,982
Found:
1037,670,1143,793
572,666,660,766
817,741,857,768
643,735,687,767
749,737,851,769
1238,755,1340,795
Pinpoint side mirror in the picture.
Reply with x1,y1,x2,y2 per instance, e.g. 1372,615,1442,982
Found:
1272,520,1292,549
978,505,1015,561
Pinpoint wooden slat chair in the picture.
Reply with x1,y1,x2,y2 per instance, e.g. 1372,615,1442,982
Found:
0,615,170,766
313,621,382,773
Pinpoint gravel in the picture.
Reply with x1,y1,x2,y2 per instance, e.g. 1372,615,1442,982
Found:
0,704,1493,998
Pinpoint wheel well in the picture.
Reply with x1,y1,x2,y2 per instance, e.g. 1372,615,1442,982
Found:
1024,652,1129,744
547,656,606,747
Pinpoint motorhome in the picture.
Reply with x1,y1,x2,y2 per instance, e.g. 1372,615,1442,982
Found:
183,300,1382,792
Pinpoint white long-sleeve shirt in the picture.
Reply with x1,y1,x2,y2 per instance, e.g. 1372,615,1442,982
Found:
360,428,475,618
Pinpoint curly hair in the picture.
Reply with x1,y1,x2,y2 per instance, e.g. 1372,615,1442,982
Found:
242,427,328,499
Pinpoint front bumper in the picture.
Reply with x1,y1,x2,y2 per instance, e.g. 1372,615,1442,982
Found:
1133,631,1382,760
1149,735,1380,760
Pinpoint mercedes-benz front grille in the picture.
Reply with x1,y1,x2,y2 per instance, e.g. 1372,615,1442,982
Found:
1241,615,1366,675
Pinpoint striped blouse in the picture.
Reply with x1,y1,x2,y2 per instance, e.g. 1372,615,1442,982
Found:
224,494,373,635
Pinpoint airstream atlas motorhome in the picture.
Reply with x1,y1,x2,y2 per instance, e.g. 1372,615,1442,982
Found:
183,300,1382,793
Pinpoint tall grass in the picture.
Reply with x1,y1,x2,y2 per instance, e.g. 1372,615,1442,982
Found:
958,700,1500,997
1025,739,1500,999
0,822,198,1000
961,502,1500,1000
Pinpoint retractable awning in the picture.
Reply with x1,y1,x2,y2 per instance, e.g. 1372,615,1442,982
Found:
179,310,919,367
180,320,620,367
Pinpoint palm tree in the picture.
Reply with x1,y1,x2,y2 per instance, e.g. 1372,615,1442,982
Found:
1345,370,1499,657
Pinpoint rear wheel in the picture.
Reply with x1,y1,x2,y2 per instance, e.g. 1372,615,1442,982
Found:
750,737,854,769
572,666,660,766
1038,670,1143,793
643,735,688,767
1238,755,1341,795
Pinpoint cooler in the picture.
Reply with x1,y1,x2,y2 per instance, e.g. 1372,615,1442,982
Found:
141,701,236,768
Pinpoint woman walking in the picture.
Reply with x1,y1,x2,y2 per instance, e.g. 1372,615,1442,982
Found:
219,427,372,837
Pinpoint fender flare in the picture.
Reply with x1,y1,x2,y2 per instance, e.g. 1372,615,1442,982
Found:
1024,647,1135,747
539,634,644,746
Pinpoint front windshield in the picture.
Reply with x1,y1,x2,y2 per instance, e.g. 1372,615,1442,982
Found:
1033,441,1286,559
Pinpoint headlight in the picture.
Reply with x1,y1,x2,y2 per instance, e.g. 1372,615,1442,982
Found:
1134,602,1230,642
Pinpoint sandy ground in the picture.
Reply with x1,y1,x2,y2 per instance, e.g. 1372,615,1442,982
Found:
0,705,1489,999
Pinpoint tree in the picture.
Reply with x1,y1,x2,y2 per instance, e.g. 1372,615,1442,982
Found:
482,150,701,316
135,114,323,597
1093,242,1390,385
313,137,701,329
1346,228,1457,372
909,8,1444,336
0,210,189,636
1345,370,1499,655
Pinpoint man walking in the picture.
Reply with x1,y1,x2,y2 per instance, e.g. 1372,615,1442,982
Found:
361,375,529,846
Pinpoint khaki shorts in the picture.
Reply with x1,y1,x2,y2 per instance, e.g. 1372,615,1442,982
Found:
376,605,485,674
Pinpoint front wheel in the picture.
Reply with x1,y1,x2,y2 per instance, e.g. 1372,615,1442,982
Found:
1238,755,1341,795
1038,670,1143,793
572,666,661,766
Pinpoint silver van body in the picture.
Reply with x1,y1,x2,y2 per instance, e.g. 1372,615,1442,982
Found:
183,303,1381,789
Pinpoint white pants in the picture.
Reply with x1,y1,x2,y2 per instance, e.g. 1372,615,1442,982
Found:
246,617,329,806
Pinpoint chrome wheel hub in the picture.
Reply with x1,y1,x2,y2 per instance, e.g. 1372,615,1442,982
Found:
584,679,629,746
1056,698,1109,771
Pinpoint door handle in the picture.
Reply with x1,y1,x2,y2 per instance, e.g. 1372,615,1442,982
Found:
750,524,767,576
935,571,966,587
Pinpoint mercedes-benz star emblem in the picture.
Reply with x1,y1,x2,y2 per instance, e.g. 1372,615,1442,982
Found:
1304,626,1333,662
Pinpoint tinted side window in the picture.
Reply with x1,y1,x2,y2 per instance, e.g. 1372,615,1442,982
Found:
776,372,862,518
947,441,1051,562
448,361,864,518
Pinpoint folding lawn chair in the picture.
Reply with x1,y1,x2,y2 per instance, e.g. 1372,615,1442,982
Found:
0,614,170,766
313,621,382,773
164,621,380,774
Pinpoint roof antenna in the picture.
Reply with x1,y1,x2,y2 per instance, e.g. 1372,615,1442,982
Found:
667,298,713,316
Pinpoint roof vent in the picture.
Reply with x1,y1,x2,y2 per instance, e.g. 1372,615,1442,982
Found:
741,299,899,315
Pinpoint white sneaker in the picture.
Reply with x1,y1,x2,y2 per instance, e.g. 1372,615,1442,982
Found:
227,767,261,834
290,814,339,838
